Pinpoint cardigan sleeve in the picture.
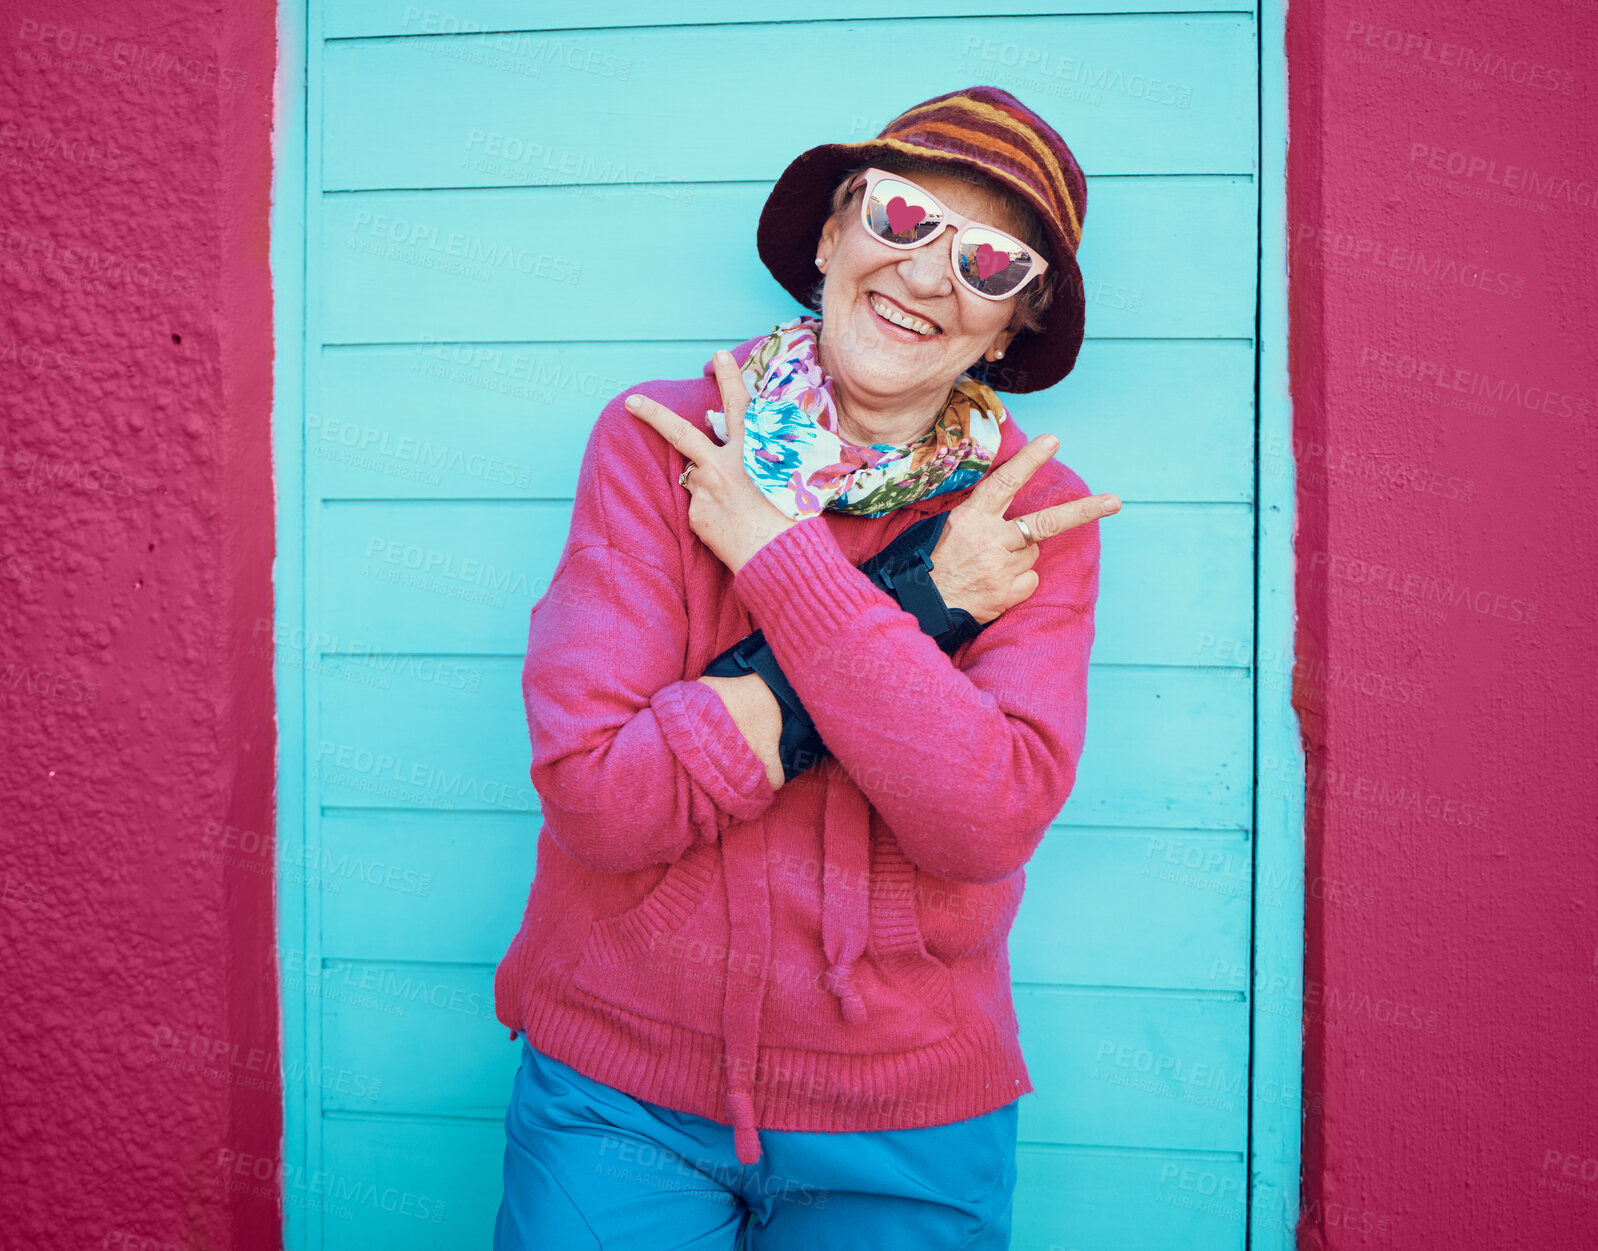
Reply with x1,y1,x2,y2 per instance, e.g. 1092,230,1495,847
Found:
730,476,1100,885
520,394,777,874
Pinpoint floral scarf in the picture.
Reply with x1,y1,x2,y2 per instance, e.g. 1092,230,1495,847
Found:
705,315,1007,520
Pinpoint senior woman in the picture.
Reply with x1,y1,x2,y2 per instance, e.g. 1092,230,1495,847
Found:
492,85,1120,1251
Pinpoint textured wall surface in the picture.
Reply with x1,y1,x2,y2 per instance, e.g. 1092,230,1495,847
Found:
0,3,281,1249
1287,2,1598,1248
4,0,1597,1247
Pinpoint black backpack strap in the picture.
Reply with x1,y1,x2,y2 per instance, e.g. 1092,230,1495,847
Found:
701,628,827,784
859,511,993,656
699,508,993,781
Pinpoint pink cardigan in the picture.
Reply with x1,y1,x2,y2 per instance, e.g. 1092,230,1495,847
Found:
494,331,1101,1164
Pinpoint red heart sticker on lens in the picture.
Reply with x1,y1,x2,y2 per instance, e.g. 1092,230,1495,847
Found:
885,196,926,237
973,243,1008,280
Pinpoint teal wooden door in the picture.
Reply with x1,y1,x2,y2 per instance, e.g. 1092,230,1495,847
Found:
273,3,1299,1248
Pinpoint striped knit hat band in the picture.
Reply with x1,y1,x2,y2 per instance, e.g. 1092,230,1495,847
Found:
883,94,1085,249
756,85,1089,394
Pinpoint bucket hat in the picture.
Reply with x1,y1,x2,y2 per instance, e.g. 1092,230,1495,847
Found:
756,85,1088,393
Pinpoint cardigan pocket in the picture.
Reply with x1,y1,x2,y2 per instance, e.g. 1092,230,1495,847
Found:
568,831,959,1054
757,819,958,1055
754,939,958,1055
914,868,1025,964
569,840,733,1032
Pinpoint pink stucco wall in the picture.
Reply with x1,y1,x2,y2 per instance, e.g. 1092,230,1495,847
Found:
1287,2,1598,1248
3,1,1595,1248
0,3,281,1249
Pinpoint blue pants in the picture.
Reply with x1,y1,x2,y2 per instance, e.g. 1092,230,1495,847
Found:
495,1038,1019,1250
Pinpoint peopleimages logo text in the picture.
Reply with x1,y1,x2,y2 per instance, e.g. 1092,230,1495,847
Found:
1343,21,1575,92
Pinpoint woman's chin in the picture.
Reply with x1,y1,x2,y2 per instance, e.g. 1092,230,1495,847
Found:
837,349,924,395
839,303,946,387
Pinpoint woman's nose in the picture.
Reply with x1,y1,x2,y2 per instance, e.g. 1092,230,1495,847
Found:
897,229,956,295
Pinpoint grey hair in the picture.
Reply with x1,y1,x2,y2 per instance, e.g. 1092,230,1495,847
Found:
805,152,1057,339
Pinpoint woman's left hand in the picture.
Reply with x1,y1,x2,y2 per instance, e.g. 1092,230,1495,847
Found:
623,350,799,575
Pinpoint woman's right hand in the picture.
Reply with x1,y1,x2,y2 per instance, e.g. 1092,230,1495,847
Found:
929,434,1121,624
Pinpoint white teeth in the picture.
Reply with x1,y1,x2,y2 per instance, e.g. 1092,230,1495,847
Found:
869,293,938,336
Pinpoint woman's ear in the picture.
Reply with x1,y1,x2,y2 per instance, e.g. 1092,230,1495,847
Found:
816,214,842,266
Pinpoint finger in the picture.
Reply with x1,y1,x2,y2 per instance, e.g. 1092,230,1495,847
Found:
983,568,1040,620
1009,492,1122,546
967,434,1059,517
996,516,1052,555
624,392,718,465
712,349,751,447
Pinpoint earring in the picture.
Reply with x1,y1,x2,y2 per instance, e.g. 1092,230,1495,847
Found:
815,257,825,269
995,349,1005,359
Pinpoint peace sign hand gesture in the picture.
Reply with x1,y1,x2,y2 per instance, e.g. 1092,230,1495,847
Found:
929,434,1121,625
623,349,800,575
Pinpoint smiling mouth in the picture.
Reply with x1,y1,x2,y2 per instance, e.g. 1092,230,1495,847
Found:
867,291,942,337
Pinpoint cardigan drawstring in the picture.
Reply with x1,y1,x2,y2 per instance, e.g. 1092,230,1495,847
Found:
718,813,773,1165
820,772,871,1025
719,766,873,1164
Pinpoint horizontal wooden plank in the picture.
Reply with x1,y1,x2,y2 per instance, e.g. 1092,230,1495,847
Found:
317,177,1257,342
312,340,686,499
1070,666,1252,829
311,499,1252,665
1009,339,1256,503
1097,505,1254,666
1015,1145,1247,1251
1015,988,1248,1150
314,810,538,964
307,817,1250,986
314,1110,1250,1250
319,962,507,1116
311,659,1247,827
312,337,1254,503
1011,829,1251,987
322,16,1255,186
315,969,1244,1150
326,3,1258,39
313,500,563,655
312,1098,1248,1249
320,1115,501,1249
313,657,537,814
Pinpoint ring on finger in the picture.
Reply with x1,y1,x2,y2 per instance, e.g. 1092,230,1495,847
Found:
678,463,696,489
1013,516,1037,547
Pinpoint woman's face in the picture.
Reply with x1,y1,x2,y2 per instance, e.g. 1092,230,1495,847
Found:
815,168,1027,406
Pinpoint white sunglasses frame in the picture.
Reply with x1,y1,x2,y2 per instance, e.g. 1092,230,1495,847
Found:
848,166,1050,301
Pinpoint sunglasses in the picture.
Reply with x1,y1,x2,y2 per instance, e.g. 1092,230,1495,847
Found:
849,166,1049,301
